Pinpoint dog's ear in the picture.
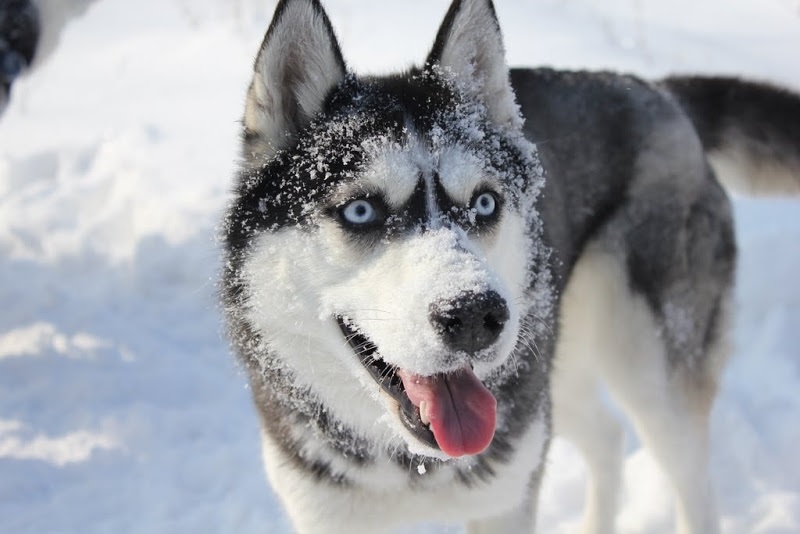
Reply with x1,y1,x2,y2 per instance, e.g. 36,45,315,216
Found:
425,0,519,129
244,0,346,160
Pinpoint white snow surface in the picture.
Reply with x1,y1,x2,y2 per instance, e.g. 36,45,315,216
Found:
0,0,798,532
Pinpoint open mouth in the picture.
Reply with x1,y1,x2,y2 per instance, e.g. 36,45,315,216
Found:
336,316,438,449
336,316,497,458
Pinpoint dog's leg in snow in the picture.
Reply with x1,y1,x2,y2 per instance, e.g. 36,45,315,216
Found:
618,383,719,534
603,300,729,534
553,252,626,534
551,370,623,534
566,248,725,534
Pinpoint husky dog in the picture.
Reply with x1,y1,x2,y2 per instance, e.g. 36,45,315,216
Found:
220,0,800,532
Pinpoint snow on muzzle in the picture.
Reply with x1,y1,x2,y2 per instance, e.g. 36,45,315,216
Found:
336,289,508,457
333,228,509,456
337,309,499,456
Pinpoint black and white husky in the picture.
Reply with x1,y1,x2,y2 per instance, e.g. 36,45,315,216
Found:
220,0,800,532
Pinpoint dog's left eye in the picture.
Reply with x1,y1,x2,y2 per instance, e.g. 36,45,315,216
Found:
473,192,497,217
341,199,378,225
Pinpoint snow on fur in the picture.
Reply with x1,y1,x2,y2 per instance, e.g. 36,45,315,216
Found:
0,0,798,533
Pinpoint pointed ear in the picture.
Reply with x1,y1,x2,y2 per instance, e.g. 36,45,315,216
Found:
244,0,346,160
425,0,519,129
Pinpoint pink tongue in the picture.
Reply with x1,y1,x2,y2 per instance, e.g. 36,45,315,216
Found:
398,368,497,457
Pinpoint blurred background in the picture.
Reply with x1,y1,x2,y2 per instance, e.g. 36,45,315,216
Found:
0,1,798,532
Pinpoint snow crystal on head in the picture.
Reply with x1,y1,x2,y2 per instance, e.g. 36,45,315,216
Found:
403,226,493,303
419,66,553,324
224,75,409,243
219,63,559,470
317,223,502,376
309,67,555,379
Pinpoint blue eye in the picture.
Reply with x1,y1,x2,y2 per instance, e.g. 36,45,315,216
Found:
342,199,377,225
473,192,497,217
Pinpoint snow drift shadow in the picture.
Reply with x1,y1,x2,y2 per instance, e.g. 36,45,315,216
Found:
0,231,288,533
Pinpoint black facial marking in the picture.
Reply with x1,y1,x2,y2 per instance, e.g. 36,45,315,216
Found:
432,181,505,234
224,73,460,253
432,173,458,216
405,176,429,227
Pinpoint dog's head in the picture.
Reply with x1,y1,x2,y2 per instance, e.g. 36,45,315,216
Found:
223,0,551,460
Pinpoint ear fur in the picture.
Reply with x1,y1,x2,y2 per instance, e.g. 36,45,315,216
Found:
243,0,346,161
426,0,520,129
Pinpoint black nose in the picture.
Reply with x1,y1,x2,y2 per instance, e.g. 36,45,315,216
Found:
429,290,509,354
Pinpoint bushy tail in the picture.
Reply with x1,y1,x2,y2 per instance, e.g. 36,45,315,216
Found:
662,76,800,196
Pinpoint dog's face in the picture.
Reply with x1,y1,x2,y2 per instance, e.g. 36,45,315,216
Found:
223,0,549,459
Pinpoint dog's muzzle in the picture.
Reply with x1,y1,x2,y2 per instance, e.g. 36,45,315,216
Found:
335,289,508,457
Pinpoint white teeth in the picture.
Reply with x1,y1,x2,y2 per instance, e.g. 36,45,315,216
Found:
419,400,430,426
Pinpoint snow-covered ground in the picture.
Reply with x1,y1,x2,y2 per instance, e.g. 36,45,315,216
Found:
0,0,798,532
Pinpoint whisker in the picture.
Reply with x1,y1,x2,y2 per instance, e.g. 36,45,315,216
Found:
517,325,544,365
506,347,520,377
530,313,555,336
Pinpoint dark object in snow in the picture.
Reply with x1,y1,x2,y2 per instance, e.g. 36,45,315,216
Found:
0,0,39,114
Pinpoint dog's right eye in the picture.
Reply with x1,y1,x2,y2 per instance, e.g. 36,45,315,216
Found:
341,199,379,225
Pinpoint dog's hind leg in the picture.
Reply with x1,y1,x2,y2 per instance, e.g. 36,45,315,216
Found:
614,377,720,534
566,248,727,534
599,302,729,534
557,244,729,534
